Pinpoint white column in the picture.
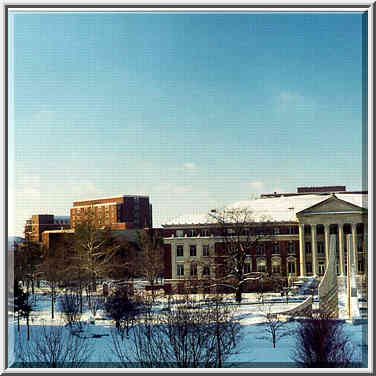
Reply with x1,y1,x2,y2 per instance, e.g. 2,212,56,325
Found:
299,224,306,277
351,223,358,274
324,224,330,267
311,224,318,276
338,223,345,276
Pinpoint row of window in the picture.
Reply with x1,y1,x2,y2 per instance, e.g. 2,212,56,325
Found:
175,243,297,258
176,244,210,257
176,258,365,278
176,264,211,277
176,260,297,276
174,226,298,238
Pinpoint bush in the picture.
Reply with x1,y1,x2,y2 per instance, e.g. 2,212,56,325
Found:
291,313,355,367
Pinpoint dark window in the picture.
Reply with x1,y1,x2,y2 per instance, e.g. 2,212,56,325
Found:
256,244,265,256
190,245,197,257
288,242,296,254
176,245,184,257
317,242,325,255
201,229,209,237
273,227,280,235
188,229,196,237
176,264,184,276
273,243,280,255
288,262,296,274
305,242,312,254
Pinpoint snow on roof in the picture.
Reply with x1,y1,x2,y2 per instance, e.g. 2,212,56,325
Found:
162,193,368,226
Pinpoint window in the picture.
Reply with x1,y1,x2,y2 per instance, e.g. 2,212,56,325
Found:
272,262,280,274
288,261,296,274
188,229,196,237
202,245,209,257
273,227,280,235
190,245,197,257
257,260,266,273
201,229,209,237
358,259,364,273
256,244,265,256
202,266,210,276
288,226,295,234
288,242,296,254
272,243,280,255
244,263,251,274
176,264,184,276
306,262,312,274
305,242,312,254
190,264,197,276
304,226,311,234
176,230,184,237
317,242,325,255
176,245,184,257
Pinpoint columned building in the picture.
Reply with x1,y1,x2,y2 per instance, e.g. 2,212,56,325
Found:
162,187,367,291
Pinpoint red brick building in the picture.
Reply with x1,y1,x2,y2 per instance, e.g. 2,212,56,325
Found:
70,195,152,230
162,186,368,293
24,214,70,243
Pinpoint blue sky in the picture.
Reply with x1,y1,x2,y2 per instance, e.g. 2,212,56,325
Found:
8,11,366,236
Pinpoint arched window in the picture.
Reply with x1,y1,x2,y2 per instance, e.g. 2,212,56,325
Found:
271,257,281,274
257,258,266,273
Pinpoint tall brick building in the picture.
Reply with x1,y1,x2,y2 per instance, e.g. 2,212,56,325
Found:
70,195,153,230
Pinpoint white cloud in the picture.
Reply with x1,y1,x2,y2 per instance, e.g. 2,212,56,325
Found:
183,162,196,170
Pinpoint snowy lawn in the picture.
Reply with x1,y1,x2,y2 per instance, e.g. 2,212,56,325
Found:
8,291,368,368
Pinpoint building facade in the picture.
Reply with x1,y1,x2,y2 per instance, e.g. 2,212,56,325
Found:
70,195,153,230
162,187,367,292
24,214,70,243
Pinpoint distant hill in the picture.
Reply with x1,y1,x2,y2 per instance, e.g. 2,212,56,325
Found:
7,236,24,251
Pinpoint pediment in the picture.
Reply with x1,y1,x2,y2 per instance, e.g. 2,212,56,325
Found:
297,195,366,217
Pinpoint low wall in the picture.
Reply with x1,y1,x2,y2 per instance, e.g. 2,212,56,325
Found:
277,295,313,319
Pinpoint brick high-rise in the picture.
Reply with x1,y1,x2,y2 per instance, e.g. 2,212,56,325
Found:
70,195,152,230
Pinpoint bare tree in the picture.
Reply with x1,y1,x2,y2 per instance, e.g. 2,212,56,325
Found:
66,212,122,310
291,313,355,367
258,304,293,348
14,240,42,295
14,321,93,367
38,246,65,319
110,293,241,367
136,229,165,302
209,208,266,302
105,286,145,340
59,291,82,328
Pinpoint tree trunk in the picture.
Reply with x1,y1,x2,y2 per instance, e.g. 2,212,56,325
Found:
51,288,55,319
17,312,20,331
26,314,30,341
235,285,242,303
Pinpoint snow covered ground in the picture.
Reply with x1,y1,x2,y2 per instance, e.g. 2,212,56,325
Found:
8,291,368,369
